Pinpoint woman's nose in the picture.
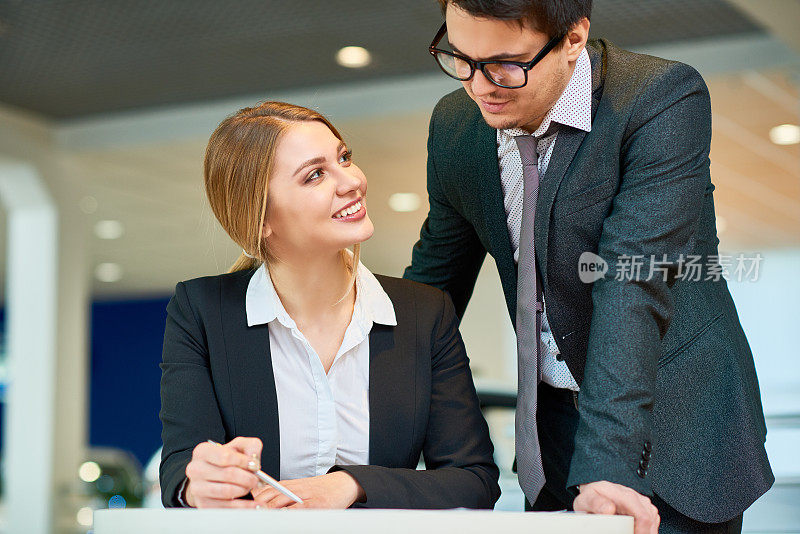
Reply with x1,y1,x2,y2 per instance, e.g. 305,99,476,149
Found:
335,167,364,195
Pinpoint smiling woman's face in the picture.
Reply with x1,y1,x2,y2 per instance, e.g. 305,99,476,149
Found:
264,120,373,258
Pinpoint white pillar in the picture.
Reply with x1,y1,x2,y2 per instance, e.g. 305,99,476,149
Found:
0,157,58,534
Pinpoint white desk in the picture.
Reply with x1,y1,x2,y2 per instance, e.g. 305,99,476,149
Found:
95,509,633,533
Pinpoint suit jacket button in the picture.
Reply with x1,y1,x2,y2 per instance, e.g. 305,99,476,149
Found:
643,441,652,453
643,449,651,460
639,458,648,470
637,467,646,478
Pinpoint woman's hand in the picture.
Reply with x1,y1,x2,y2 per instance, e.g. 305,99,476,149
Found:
252,471,365,509
184,437,263,508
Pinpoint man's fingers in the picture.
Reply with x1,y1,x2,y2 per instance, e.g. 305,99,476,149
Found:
574,488,616,515
592,485,659,534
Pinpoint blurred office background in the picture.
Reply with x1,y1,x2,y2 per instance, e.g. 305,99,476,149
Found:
0,0,797,532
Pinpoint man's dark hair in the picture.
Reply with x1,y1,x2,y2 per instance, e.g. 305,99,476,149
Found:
437,0,592,41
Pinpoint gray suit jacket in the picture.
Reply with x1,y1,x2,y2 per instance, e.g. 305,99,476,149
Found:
404,39,773,522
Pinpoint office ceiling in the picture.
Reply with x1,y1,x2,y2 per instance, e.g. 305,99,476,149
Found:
0,0,764,119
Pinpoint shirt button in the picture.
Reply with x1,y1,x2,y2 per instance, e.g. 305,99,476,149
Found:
643,441,652,453
637,467,646,478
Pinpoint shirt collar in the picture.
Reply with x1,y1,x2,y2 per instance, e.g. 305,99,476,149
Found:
245,258,397,328
499,47,592,140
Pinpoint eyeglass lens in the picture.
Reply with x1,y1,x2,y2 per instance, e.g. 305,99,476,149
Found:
434,51,525,88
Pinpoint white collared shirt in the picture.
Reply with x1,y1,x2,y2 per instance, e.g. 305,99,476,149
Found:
496,48,592,391
246,259,397,480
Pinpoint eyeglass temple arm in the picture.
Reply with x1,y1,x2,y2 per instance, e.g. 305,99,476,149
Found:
430,22,447,49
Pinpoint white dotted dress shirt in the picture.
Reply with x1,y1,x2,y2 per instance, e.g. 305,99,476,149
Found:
496,48,592,391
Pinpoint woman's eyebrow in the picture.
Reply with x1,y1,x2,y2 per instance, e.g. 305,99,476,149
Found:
293,142,346,176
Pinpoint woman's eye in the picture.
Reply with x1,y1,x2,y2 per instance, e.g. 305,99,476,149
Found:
305,169,323,183
339,150,353,164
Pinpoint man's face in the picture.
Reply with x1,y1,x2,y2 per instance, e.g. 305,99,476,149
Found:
445,4,574,132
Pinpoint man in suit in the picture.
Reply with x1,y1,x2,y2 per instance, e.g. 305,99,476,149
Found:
403,1,773,532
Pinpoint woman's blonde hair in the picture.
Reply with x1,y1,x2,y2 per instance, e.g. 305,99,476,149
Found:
204,101,360,286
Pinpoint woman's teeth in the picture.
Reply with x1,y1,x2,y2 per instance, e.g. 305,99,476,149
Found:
333,201,362,219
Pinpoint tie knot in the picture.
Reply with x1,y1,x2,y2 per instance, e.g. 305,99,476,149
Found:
514,135,539,165
514,135,539,167
514,123,559,167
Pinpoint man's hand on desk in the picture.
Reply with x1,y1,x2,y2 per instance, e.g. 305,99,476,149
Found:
574,481,660,534
252,471,366,509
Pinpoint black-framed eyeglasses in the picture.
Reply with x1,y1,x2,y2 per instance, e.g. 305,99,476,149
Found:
428,22,565,89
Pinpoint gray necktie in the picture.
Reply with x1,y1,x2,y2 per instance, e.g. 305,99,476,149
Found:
514,134,546,504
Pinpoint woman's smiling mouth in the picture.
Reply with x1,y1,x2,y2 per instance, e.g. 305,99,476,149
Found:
333,199,365,220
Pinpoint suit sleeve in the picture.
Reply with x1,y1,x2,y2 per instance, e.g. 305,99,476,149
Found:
566,63,712,495
403,103,487,319
333,291,501,509
159,282,227,507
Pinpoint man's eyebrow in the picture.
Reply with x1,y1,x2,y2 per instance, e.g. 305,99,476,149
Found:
293,141,346,176
449,42,528,61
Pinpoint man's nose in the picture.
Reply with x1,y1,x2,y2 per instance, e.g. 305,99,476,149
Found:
469,68,497,97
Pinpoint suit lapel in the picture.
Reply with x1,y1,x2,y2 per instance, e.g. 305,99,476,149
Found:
367,290,416,467
535,127,588,284
535,41,606,285
220,273,281,480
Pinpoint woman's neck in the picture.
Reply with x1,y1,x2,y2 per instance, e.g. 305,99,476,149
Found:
267,250,355,322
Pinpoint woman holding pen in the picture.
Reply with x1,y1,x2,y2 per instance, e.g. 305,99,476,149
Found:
159,101,500,510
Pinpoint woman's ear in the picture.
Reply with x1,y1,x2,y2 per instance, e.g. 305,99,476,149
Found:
262,222,273,239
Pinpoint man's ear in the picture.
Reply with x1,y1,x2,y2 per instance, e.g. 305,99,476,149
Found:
565,17,590,62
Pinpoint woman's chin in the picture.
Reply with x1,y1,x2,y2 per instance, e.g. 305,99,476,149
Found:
347,218,374,245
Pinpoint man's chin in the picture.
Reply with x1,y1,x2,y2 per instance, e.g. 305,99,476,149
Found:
478,109,522,131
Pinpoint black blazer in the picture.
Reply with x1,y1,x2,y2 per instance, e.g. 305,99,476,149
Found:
159,269,500,509
404,39,772,522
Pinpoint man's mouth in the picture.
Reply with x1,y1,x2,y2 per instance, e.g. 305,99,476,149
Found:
479,99,510,113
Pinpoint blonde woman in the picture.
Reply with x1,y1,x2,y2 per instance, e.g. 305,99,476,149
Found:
159,102,500,510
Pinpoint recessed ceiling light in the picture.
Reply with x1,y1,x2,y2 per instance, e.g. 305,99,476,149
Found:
336,46,372,68
79,196,98,214
94,220,124,240
95,263,123,283
769,124,800,145
388,192,421,213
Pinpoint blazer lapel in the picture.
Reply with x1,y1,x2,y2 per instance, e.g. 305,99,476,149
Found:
220,273,281,480
368,321,415,467
535,127,588,284
535,41,606,285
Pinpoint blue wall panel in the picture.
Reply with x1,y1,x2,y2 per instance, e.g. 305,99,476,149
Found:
89,297,170,467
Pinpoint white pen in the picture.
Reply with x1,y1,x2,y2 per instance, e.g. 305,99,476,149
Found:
206,440,304,504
